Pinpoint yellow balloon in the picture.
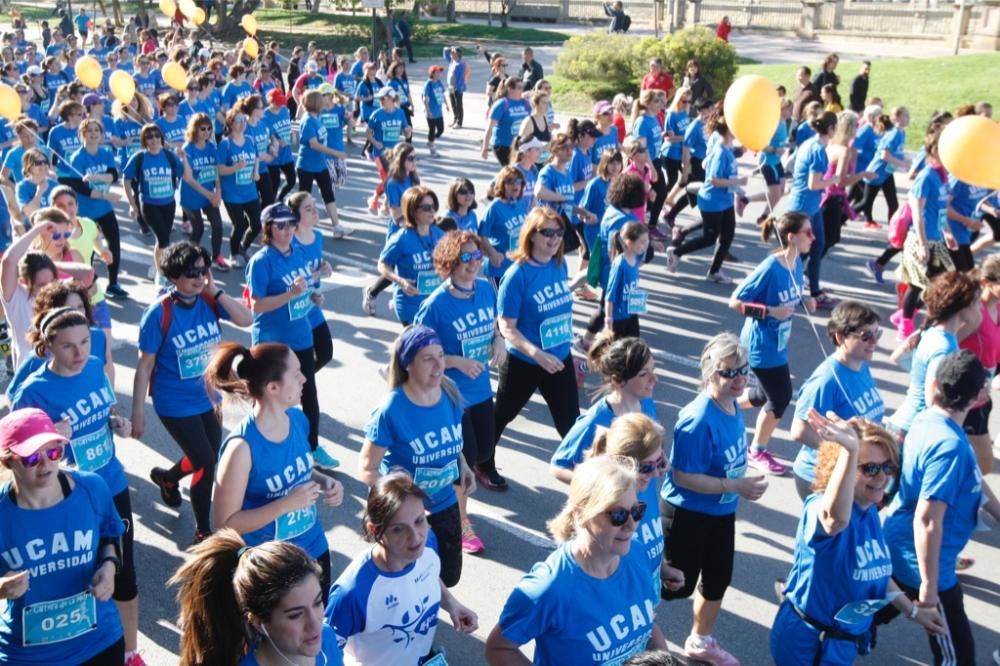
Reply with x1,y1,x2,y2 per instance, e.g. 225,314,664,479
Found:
0,83,20,122
74,55,103,89
723,75,781,152
162,61,187,92
241,14,258,36
158,0,176,17
178,0,197,18
244,38,259,59
192,7,206,24
109,70,136,106
939,115,1000,190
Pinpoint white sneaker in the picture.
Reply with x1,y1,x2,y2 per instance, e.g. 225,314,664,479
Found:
665,247,679,274
706,271,734,285
147,265,156,280
229,254,245,269
684,635,740,666
332,222,354,238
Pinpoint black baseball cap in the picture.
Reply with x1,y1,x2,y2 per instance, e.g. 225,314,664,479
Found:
935,350,986,409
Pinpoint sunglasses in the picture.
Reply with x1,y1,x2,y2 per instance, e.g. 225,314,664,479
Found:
460,249,483,263
606,501,647,527
146,133,163,140
504,179,524,187
800,228,815,239
717,363,750,379
417,203,438,213
857,462,897,478
851,328,882,343
270,220,299,230
637,454,667,475
19,445,64,468
183,266,210,278
457,188,473,196
198,125,212,132
49,231,72,240
537,228,564,238
405,156,417,162
32,160,48,167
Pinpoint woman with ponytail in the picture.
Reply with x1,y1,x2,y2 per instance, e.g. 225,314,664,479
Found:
206,341,344,597
170,529,343,666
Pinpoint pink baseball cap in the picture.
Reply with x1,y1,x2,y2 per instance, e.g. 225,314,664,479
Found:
593,100,613,116
0,408,69,457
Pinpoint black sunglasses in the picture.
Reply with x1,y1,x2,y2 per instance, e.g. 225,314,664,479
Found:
183,266,210,278
271,220,299,231
417,203,438,213
457,188,474,196
19,445,65,468
637,455,667,475
857,462,897,478
606,501,647,527
851,328,882,343
717,364,750,379
460,249,483,263
537,228,564,238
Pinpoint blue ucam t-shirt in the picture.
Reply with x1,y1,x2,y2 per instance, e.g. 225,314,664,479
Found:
479,198,529,279
853,123,877,174
684,117,707,161
5,328,107,401
734,254,805,369
909,165,950,243
631,114,662,160
334,72,357,98
883,408,982,591
293,230,327,329
321,106,347,153
46,123,82,179
550,397,658,471
887,327,956,434
240,624,343,666
537,164,576,221
138,294,227,418
134,70,163,99
247,244,314,351
698,140,737,213
0,471,125,665
792,357,884,483
488,97,531,148
947,177,987,246
498,541,658,666
245,120,272,170
297,114,328,173
660,392,746,516
11,357,127,496
664,110,690,161
865,126,905,186
606,254,644,321
597,206,638,289
772,495,892,666
446,208,477,234
113,117,142,166
368,107,408,159
15,178,58,211
123,149,180,205
221,80,254,110
636,480,664,598
516,163,539,206
580,177,610,248
414,278,498,407
498,259,574,364
67,146,117,218
787,137,828,215
180,141,218,210
379,225,445,324
423,79,446,119
155,114,187,148
220,409,327,558
264,106,294,166
217,136,258,204
365,388,464,514
759,119,787,169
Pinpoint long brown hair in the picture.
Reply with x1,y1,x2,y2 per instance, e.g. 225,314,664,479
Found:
509,206,565,266
204,341,293,402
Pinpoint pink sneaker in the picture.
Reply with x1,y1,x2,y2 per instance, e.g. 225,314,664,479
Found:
748,448,787,475
461,519,484,554
125,653,149,666
896,316,915,342
684,635,740,666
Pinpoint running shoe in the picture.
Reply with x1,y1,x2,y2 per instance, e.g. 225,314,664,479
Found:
475,465,508,491
665,246,679,274
735,194,749,217
648,226,670,243
333,222,355,238
573,285,599,301
865,258,884,284
773,577,787,604
683,635,740,666
367,196,380,213
863,220,881,230
956,555,975,571
362,288,377,316
572,334,591,355
461,519,484,554
147,265,157,281
813,292,837,310
181,220,193,234
755,212,769,227
706,271,734,285
214,255,230,272
229,254,245,269
105,283,130,300
124,652,149,666
149,467,182,508
313,447,340,469
748,448,787,475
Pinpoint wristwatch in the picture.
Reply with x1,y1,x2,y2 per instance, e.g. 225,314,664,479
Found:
100,554,122,576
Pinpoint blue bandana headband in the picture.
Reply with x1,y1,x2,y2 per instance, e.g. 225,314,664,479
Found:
397,325,442,369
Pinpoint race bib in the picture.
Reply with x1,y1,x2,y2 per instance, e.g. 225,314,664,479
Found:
507,226,522,253
176,343,212,380
125,142,139,158
539,312,573,351
417,271,442,295
70,427,114,473
22,592,97,646
235,165,254,186
275,504,317,541
720,465,745,504
423,653,449,666
288,292,314,321
776,320,792,352
833,592,901,628
91,180,110,194
382,125,401,144
460,333,492,365
433,90,445,108
627,289,648,315
197,165,217,184
413,459,459,496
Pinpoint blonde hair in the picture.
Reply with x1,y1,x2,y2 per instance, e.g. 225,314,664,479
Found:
586,413,664,463
547,456,638,543
813,419,899,493
629,89,660,126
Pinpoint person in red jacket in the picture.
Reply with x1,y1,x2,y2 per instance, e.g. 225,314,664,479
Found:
641,59,673,126
716,15,732,41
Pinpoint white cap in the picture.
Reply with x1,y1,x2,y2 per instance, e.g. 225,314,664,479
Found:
517,137,546,152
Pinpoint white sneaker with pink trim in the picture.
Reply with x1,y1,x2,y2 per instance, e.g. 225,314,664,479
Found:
684,635,740,666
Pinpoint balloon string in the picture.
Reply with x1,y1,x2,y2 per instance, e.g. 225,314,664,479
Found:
21,124,88,181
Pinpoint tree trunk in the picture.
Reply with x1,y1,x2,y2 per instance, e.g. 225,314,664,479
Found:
110,0,125,26
210,0,262,34
446,0,455,21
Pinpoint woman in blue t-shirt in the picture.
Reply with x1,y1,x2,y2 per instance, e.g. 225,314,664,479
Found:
131,242,251,543
479,165,530,283
208,341,344,595
123,123,182,278
0,408,126,666
629,89,667,232
772,415,943,665
730,212,817,476
297,89,352,239
494,207,581,449
264,89,296,201
180,113,227,268
359,325,476,588
414,230,505,552
238,95,277,209
15,147,58,219
660,332,767,665
486,456,667,664
481,75,531,166
855,106,909,227
217,109,260,268
171,529,344,666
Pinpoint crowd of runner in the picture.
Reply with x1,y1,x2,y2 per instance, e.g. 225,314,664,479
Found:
0,7,997,666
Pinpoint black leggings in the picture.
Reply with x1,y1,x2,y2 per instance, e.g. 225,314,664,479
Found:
661,502,735,602
494,146,511,167
748,364,793,419
875,580,974,666
81,636,125,665
462,397,496,469
159,409,222,534
666,158,705,223
875,245,901,268
93,211,121,286
316,549,332,599
297,168,336,205
646,158,669,227
950,244,975,272
141,201,175,249
494,353,580,445
677,206,736,275
664,157,683,194
428,503,463,587
256,168,276,207
293,347,320,450
368,276,394,298
225,199,262,256
902,260,949,318
184,205,224,259
449,90,464,125
427,116,444,143
312,321,333,370
112,490,138,602
858,178,899,222
269,162,297,201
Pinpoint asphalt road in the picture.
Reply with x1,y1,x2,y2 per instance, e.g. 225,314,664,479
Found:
12,45,997,666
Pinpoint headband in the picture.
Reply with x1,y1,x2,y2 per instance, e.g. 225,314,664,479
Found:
38,306,78,337
396,326,441,369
